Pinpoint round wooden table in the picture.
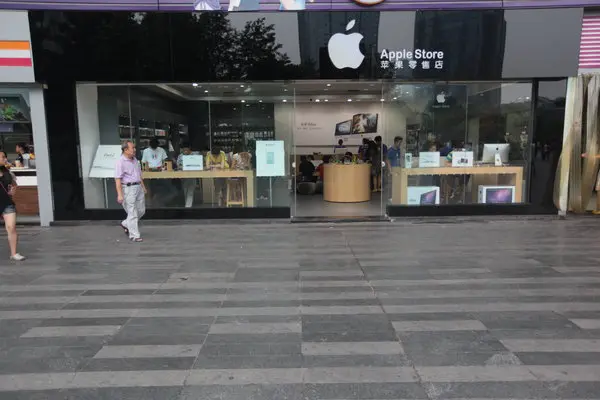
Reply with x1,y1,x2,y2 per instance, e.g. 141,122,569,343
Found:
323,164,371,203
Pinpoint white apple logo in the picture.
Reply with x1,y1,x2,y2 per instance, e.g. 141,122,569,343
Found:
436,92,446,103
327,20,365,70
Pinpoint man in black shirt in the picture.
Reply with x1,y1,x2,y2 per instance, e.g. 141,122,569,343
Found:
299,156,315,182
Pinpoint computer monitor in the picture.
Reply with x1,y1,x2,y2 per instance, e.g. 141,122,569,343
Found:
334,120,352,136
481,143,510,163
420,190,437,205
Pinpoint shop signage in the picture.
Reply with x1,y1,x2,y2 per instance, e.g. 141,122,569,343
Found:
256,140,285,177
418,151,440,168
327,20,364,70
432,92,450,109
379,48,444,71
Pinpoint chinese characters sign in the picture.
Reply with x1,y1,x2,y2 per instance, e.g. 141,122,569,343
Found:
379,48,444,71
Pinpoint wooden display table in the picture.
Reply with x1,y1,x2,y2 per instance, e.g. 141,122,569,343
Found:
391,165,524,205
143,170,255,207
324,164,371,203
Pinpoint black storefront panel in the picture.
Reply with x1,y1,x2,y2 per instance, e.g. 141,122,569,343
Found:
29,9,581,219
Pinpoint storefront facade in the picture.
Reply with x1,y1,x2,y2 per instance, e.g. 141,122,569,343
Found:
0,10,53,226
20,6,582,221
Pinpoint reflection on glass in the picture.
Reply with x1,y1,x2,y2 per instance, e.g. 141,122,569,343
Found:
385,81,532,207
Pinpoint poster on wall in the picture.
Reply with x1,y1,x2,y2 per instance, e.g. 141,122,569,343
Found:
89,145,122,178
295,103,381,146
256,140,285,177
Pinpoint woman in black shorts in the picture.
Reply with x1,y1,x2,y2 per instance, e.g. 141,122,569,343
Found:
0,151,25,261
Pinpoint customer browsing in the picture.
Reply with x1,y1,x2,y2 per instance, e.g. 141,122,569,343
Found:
115,141,147,243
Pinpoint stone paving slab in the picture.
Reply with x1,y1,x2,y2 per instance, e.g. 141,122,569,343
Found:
0,219,599,399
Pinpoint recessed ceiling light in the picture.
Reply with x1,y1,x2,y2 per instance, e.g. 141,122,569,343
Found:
283,99,287,103
347,99,352,102
240,84,245,88
284,89,288,92
324,99,328,102
315,99,320,102
192,83,199,87
259,100,263,103
393,97,397,100
204,90,208,93
241,100,246,103
380,98,385,102
327,83,331,87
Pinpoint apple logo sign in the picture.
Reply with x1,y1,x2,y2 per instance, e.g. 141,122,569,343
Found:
327,20,365,70
436,92,446,103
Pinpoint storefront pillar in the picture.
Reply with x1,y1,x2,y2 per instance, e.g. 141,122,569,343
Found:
29,87,53,226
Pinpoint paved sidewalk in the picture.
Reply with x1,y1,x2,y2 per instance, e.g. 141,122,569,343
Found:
0,219,599,399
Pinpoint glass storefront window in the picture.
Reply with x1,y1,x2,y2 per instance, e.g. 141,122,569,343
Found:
76,82,292,210
0,88,38,221
384,81,532,207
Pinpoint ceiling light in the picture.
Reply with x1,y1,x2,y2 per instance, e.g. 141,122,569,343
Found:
315,99,320,102
347,99,352,102
324,99,328,102
241,100,246,103
240,84,245,88
283,99,287,103
204,90,208,93
380,98,385,102
259,100,263,103
393,97,397,100
192,83,199,87
327,83,331,87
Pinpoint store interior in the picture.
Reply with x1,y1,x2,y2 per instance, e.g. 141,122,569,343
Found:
0,91,39,222
77,80,533,218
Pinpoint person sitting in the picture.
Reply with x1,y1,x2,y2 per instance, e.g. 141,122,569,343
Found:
343,152,354,164
298,155,315,183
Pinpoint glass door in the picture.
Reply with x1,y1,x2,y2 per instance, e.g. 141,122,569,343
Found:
291,80,386,220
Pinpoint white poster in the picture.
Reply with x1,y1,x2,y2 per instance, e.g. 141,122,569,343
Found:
182,154,204,171
256,140,285,177
452,151,474,167
89,145,122,178
418,152,440,168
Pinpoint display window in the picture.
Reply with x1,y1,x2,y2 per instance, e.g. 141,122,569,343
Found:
76,80,534,217
0,88,39,221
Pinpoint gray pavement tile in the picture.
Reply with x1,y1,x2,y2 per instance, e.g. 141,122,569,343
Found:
303,354,411,367
178,383,303,400
107,334,208,346
203,333,301,344
302,383,428,399
118,317,213,335
422,382,558,399
302,331,398,343
516,351,600,365
38,318,131,327
471,311,579,330
301,299,381,307
80,357,196,371
61,301,223,310
544,382,600,398
199,343,301,356
214,315,301,324
81,289,157,296
0,390,66,400
385,312,475,321
0,358,87,374
58,387,183,399
194,354,304,369
221,300,301,308
0,319,43,338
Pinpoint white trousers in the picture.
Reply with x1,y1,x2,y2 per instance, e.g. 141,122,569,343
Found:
121,185,145,239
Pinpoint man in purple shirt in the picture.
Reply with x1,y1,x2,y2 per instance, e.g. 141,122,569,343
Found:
115,141,147,242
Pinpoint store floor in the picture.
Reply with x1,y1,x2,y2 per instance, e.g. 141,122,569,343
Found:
295,192,386,218
0,219,596,399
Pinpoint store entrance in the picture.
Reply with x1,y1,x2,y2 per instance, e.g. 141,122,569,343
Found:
291,81,387,220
